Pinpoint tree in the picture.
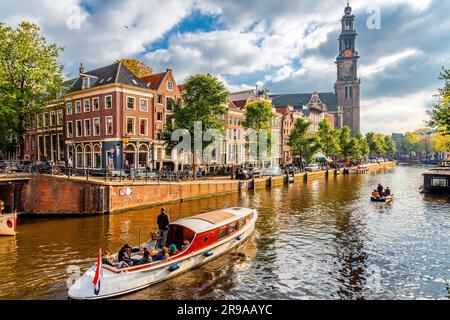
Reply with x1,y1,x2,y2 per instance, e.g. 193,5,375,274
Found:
288,118,320,171
433,133,450,153
242,100,275,164
166,73,229,178
0,22,64,155
401,132,420,158
366,132,386,156
384,135,397,156
355,131,370,158
243,100,275,131
318,118,340,161
117,58,153,78
337,126,352,160
427,67,450,136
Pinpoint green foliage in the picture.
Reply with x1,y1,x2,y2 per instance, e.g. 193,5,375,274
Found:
401,132,420,154
337,126,352,160
427,67,450,136
384,135,397,155
365,132,387,155
317,118,340,158
288,118,320,169
0,22,64,153
243,100,275,130
163,73,229,173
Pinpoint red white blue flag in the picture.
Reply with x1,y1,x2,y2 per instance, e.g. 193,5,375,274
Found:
93,249,102,295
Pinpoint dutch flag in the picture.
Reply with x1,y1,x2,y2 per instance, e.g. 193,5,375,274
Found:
93,249,103,295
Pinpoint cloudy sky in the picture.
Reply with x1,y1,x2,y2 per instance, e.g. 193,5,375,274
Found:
1,0,449,134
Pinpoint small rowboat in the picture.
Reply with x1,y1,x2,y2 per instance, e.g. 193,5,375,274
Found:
371,195,394,203
68,207,258,300
0,213,17,236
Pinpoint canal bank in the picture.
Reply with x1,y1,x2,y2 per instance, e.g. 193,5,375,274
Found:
6,162,396,215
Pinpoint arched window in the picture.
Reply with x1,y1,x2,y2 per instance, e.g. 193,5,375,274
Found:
85,145,92,168
138,144,148,168
76,145,83,168
93,144,101,169
125,144,136,167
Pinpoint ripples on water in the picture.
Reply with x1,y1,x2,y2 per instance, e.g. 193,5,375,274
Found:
0,165,449,300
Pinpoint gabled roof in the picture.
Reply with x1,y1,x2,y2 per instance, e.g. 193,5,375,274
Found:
233,99,247,109
67,62,149,93
271,92,339,112
140,71,167,90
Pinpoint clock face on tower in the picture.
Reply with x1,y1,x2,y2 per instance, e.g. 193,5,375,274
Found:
344,49,352,57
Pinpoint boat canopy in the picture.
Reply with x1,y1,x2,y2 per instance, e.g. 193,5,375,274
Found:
172,207,252,233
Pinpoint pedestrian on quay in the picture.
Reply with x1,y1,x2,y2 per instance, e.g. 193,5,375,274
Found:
157,207,170,247
67,156,73,177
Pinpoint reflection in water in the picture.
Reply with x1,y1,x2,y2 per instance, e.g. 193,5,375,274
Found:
0,165,449,300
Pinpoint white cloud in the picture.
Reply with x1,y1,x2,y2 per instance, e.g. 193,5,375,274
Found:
361,90,436,134
359,49,420,78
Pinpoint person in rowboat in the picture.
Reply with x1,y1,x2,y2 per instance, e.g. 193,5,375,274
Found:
136,248,152,265
384,187,391,197
118,244,140,266
377,183,384,197
157,208,170,248
169,244,180,257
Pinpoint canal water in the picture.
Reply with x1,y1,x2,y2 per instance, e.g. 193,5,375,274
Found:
0,165,449,300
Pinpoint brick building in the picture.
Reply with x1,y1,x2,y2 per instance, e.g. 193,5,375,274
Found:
64,62,154,173
140,69,182,170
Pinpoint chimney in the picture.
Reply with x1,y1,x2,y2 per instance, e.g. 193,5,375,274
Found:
79,63,85,74
166,68,172,73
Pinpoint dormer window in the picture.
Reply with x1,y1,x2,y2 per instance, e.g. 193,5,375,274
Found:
82,77,90,89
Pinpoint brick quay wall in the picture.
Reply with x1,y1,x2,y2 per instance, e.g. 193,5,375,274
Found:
11,162,396,215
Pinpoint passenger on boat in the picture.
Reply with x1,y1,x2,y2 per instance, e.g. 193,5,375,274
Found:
157,208,170,247
384,187,391,197
372,190,380,198
181,240,190,252
118,244,140,266
137,248,152,265
103,251,129,269
152,247,170,261
377,184,384,197
169,244,180,257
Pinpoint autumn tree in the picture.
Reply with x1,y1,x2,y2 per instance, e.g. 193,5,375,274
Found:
0,22,64,155
117,58,153,78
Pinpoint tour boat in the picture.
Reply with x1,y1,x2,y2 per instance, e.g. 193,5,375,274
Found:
370,195,394,203
0,213,17,236
68,207,258,300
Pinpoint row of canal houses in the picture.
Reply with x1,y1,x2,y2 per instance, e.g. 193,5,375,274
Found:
20,61,336,173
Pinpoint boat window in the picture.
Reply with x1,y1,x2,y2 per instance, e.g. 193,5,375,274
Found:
431,178,447,187
229,222,237,233
250,211,255,220
238,218,246,229
217,226,228,240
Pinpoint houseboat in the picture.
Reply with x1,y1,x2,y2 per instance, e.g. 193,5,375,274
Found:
421,160,450,194
68,207,257,300
0,201,17,236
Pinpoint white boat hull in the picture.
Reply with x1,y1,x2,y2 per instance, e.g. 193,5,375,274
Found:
0,213,17,236
68,210,257,300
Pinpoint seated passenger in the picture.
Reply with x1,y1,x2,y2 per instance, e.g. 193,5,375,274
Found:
169,244,180,257
103,250,129,269
181,240,190,252
118,244,134,266
372,190,380,198
137,248,151,265
384,187,391,197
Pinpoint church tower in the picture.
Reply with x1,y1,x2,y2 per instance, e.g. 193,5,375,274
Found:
335,2,360,135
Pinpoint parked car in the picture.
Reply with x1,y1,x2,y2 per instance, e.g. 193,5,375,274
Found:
262,167,283,176
237,167,262,180
285,165,299,174
304,163,320,172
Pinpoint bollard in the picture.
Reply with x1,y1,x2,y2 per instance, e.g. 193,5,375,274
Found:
304,172,308,182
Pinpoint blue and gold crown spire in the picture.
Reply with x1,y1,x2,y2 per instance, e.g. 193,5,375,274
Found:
344,2,352,14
